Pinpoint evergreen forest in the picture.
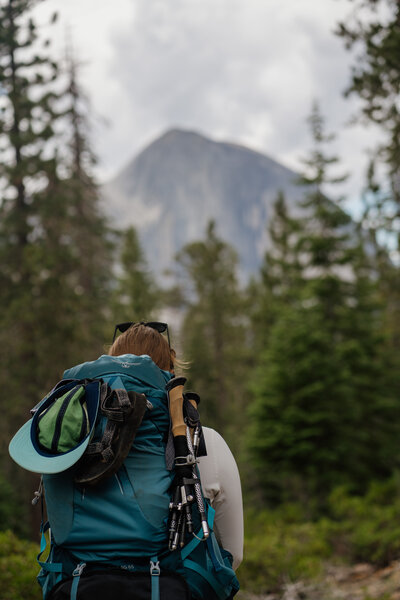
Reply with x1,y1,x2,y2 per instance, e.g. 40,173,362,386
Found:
1,0,400,598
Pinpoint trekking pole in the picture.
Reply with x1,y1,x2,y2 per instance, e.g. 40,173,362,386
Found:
166,377,194,550
171,505,185,551
166,377,187,439
182,392,209,540
184,391,202,457
186,424,209,540
168,486,181,549
166,378,209,545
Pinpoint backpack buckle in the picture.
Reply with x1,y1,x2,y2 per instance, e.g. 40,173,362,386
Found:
174,453,197,467
72,563,86,577
150,560,160,576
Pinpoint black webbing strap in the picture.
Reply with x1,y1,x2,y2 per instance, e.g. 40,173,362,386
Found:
74,387,148,486
85,389,131,459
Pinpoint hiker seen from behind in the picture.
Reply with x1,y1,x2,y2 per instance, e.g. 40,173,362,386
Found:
9,321,243,600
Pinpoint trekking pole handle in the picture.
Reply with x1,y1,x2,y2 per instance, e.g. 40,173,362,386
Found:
166,377,187,437
184,391,200,410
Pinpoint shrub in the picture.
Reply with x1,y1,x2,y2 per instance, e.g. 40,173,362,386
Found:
327,477,400,565
237,506,331,593
0,530,41,600
238,477,400,594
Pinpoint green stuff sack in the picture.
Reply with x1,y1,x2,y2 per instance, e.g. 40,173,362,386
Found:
37,385,89,454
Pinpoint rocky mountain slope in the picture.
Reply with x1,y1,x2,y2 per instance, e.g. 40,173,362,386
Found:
102,128,306,281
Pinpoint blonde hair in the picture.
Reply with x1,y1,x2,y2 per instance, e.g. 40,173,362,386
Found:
108,323,177,372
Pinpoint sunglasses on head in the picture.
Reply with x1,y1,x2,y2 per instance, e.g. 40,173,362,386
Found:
112,321,171,347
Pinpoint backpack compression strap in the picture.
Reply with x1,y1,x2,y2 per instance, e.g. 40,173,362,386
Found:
70,563,86,600
181,507,235,600
150,557,160,600
74,388,148,486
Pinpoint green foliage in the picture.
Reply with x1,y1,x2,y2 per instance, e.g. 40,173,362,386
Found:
0,0,113,537
0,0,111,391
327,478,400,565
238,477,400,594
0,531,40,600
336,0,400,179
177,221,249,447
238,507,330,593
247,105,397,506
337,0,400,357
249,192,303,351
0,473,27,539
111,226,159,323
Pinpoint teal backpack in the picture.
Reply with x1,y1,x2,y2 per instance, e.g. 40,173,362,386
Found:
36,354,240,600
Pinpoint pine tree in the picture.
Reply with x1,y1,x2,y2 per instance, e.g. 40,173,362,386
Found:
112,226,159,323
263,193,303,302
0,1,113,535
0,0,64,431
177,221,248,448
253,192,303,338
337,0,400,365
55,48,113,353
247,105,397,507
246,191,303,372
336,0,400,212
0,0,63,536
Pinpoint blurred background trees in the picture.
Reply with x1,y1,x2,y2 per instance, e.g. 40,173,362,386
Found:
176,220,249,451
247,103,398,508
0,0,113,535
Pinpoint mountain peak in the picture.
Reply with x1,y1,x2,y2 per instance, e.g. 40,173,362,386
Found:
156,127,210,143
102,128,304,281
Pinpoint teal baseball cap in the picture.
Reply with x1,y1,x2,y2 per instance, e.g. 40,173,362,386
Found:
9,379,101,474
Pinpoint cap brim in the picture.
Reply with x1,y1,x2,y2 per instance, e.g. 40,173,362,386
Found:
9,379,101,475
9,418,94,474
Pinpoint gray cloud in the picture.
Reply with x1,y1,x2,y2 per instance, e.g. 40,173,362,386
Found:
105,1,356,161
34,0,382,205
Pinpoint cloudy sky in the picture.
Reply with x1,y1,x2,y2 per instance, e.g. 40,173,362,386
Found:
35,0,381,211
